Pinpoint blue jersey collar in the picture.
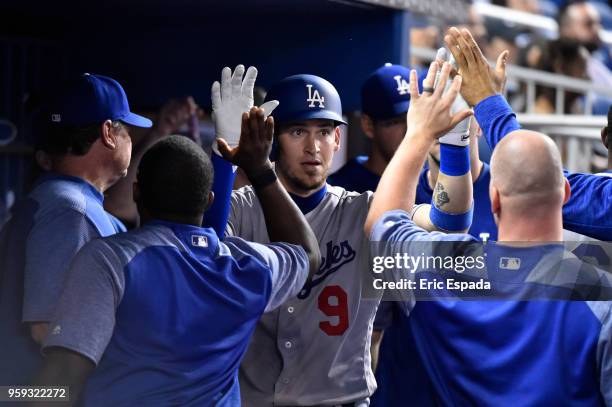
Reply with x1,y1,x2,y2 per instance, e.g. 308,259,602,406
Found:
289,184,327,214
39,172,104,203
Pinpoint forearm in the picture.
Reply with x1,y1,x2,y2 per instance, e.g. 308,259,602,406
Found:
202,153,236,237
365,133,432,235
474,95,520,150
252,173,320,276
31,348,94,406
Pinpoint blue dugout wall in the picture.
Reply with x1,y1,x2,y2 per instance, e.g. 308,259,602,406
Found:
0,0,410,222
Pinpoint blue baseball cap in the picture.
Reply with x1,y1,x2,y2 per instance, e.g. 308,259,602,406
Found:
50,73,152,128
361,63,411,121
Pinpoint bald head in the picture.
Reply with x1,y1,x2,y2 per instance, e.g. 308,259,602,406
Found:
490,130,565,209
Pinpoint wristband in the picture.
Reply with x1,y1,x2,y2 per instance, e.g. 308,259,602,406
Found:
429,204,474,232
248,167,277,189
440,144,470,176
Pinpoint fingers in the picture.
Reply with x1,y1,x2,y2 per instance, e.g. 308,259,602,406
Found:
248,106,262,142
455,28,477,68
495,50,509,79
433,62,452,99
421,61,438,93
216,138,234,161
220,67,232,101
239,111,250,143
242,66,258,100
449,108,474,129
264,115,274,144
231,65,245,98
441,75,462,107
259,100,280,117
409,69,420,100
461,28,487,65
444,28,468,72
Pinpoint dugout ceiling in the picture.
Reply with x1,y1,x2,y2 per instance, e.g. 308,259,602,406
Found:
0,0,409,113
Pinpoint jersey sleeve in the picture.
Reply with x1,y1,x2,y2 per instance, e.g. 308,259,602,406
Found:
587,301,612,405
562,172,612,240
223,237,309,312
474,94,521,150
42,239,124,365
22,208,100,322
203,153,236,238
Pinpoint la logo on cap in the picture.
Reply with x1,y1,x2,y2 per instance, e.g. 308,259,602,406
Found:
51,114,61,122
394,75,409,95
306,84,325,108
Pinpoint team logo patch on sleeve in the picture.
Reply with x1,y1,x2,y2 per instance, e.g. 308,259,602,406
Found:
499,257,521,270
191,235,209,248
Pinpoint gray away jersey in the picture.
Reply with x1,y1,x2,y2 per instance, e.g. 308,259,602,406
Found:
227,184,380,406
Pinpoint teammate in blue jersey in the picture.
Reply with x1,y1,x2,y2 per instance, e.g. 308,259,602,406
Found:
0,73,152,386
445,26,612,241
35,110,321,406
329,64,411,193
365,59,612,406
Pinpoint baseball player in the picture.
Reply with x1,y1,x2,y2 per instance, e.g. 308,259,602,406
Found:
365,57,612,406
446,26,612,240
35,109,321,406
208,64,474,406
0,73,152,386
367,56,507,406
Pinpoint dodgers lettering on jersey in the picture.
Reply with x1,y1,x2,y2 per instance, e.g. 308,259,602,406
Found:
0,173,125,386
43,221,309,406
370,210,612,406
228,184,380,406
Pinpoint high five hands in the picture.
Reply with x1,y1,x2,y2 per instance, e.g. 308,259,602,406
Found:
406,61,473,142
444,27,509,107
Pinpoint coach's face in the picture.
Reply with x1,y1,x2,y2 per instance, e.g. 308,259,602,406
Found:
276,119,340,196
103,120,132,180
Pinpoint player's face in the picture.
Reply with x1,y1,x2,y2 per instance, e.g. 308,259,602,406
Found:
276,119,340,196
112,123,132,179
373,114,407,162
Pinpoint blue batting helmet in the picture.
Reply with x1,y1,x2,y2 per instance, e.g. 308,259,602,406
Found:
265,74,346,160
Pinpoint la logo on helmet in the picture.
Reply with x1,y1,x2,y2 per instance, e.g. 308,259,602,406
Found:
306,84,325,108
394,75,409,95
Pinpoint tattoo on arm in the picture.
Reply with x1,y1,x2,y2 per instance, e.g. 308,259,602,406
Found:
434,183,450,207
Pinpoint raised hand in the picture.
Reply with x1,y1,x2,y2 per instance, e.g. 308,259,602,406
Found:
212,65,278,153
216,107,274,176
406,61,473,142
444,27,509,106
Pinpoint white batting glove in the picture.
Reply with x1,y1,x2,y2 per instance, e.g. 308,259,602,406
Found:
434,49,471,147
211,65,279,155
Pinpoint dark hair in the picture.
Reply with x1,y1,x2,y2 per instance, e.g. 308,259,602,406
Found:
39,120,124,156
137,135,213,219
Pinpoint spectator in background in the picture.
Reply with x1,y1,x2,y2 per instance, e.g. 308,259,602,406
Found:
558,1,612,75
533,38,590,113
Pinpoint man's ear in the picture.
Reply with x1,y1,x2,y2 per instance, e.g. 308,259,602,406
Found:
333,126,341,152
101,120,117,149
360,114,375,140
205,191,215,211
601,126,609,149
490,184,501,218
563,177,571,205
